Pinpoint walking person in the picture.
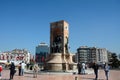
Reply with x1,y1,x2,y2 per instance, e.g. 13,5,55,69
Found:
21,61,26,76
104,63,110,80
18,63,21,76
92,62,99,80
81,63,86,74
9,62,16,80
0,64,3,79
33,63,40,78
77,62,81,74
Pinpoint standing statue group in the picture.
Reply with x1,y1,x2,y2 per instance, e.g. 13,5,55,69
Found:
51,35,62,53
51,35,69,53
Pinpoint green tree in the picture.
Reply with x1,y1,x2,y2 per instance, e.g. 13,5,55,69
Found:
110,53,120,68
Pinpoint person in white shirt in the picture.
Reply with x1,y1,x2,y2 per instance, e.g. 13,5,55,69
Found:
81,63,85,74
104,63,110,80
21,61,26,76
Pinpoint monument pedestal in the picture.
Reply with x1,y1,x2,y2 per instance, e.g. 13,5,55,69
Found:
44,53,77,71
45,53,66,71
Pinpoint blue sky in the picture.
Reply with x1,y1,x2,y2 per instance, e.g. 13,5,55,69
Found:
0,0,120,54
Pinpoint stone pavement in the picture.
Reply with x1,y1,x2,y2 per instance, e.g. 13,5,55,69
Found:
24,68,94,75
1,69,120,80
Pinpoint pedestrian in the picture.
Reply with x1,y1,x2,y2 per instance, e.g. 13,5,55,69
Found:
92,62,99,80
0,64,3,79
9,62,16,80
26,63,30,70
18,63,21,76
104,63,110,80
77,62,81,74
33,63,40,78
81,63,85,74
21,61,26,76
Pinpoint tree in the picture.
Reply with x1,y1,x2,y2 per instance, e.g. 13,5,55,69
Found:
110,53,120,68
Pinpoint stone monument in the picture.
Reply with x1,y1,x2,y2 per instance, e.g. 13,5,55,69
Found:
44,20,76,71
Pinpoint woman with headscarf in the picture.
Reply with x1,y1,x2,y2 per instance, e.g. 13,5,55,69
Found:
9,62,16,80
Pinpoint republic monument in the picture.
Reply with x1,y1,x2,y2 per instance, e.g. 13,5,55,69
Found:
45,20,76,71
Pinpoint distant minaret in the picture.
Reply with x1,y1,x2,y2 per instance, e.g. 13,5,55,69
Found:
50,20,69,54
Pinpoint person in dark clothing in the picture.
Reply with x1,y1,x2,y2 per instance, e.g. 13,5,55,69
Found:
9,62,16,80
77,63,81,74
92,62,99,80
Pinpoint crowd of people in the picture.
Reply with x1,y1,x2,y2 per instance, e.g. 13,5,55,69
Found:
9,61,27,80
0,61,40,80
0,61,110,80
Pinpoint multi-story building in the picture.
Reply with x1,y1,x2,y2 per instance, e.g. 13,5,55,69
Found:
77,46,97,64
97,48,108,64
0,51,11,60
35,43,49,65
11,49,30,64
77,46,108,65
77,46,90,63
0,49,31,65
107,51,113,63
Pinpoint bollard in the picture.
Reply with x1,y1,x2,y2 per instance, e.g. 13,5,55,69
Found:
75,76,78,80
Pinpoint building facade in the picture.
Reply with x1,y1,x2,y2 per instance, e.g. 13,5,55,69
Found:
0,49,31,65
107,51,113,63
11,49,30,64
77,46,108,65
97,48,108,64
35,43,49,64
77,46,90,63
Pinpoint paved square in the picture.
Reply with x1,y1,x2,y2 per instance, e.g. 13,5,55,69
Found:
1,69,120,80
